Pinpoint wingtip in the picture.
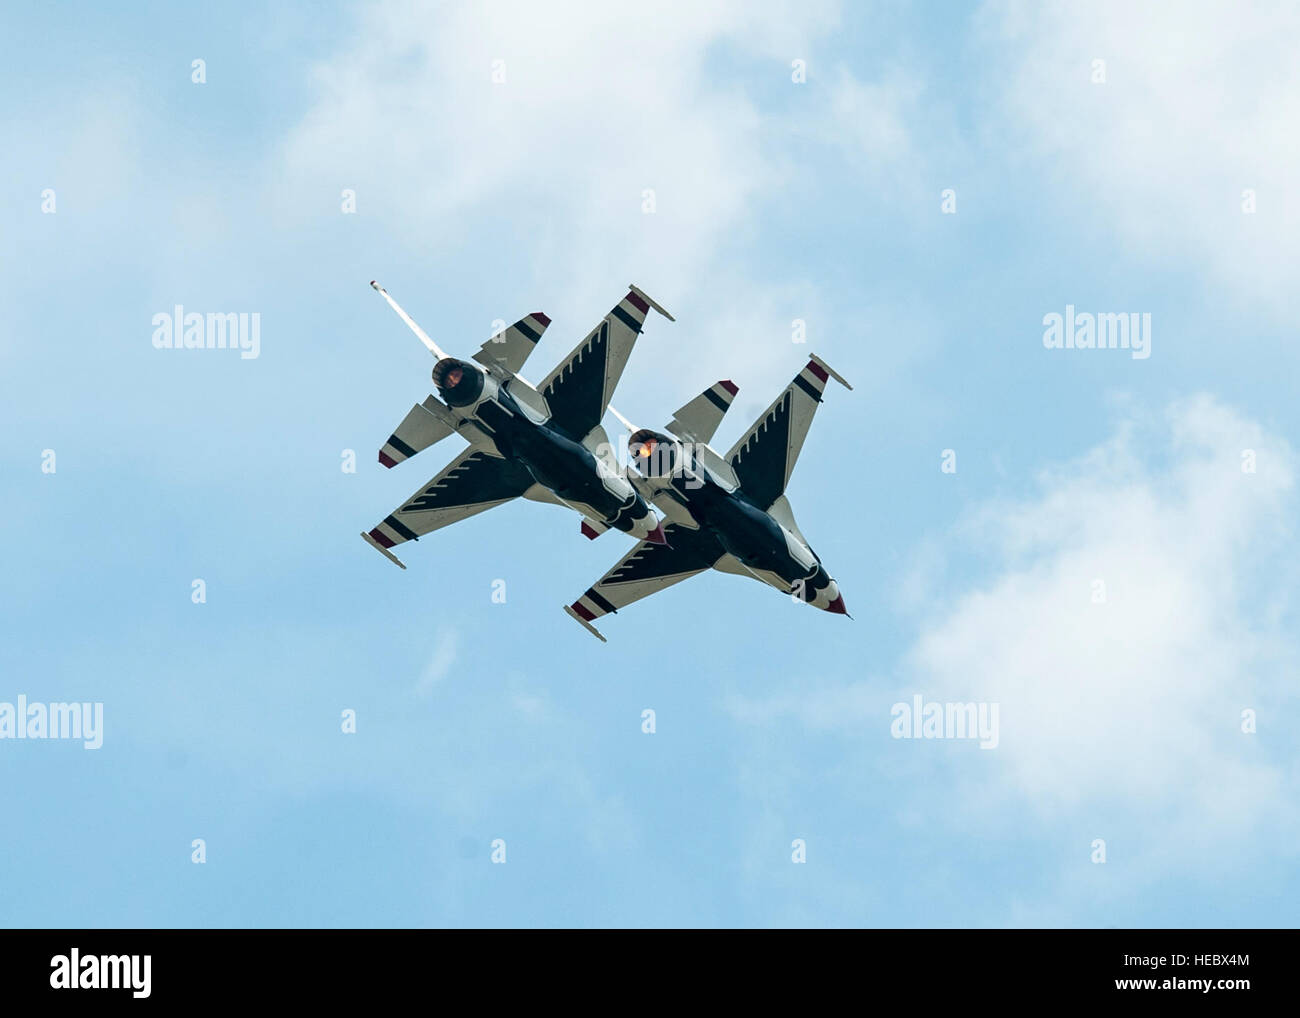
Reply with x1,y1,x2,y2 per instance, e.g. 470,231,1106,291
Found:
627,284,675,322
361,531,406,569
810,353,853,391
564,604,607,642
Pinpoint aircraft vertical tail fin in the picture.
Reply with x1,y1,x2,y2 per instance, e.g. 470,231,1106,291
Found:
725,354,851,508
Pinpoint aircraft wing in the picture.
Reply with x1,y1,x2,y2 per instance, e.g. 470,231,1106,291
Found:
724,354,851,510
563,523,724,640
362,448,535,567
538,286,672,439
472,312,552,376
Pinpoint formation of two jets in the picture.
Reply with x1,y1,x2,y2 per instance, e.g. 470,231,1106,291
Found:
360,282,850,641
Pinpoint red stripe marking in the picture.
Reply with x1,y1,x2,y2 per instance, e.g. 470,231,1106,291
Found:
806,360,829,382
531,312,550,326
571,601,596,621
581,522,600,540
378,451,397,468
625,291,649,314
718,379,738,396
368,528,395,548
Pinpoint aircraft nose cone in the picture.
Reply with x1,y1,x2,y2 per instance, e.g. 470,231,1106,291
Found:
645,523,669,546
826,594,849,616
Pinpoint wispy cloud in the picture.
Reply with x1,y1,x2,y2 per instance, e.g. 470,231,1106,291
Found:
415,626,460,697
981,0,1300,314
907,395,1295,817
277,0,924,396
727,395,1300,913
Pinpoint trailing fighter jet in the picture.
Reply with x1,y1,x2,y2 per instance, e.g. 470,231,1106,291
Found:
360,281,673,568
562,354,852,641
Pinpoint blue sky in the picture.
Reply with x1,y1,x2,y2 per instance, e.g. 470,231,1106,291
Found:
2,0,1298,927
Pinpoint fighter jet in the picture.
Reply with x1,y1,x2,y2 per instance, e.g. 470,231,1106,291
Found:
361,282,673,568
562,354,852,640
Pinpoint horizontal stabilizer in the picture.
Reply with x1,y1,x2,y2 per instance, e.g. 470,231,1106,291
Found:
473,312,552,376
380,397,454,467
666,379,738,444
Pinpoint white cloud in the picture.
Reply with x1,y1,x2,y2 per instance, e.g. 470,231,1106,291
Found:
729,396,1299,885
722,681,879,730
278,0,923,395
909,398,1294,816
283,1,833,267
981,0,1300,314
415,626,459,696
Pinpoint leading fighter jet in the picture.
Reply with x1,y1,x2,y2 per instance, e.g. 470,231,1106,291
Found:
563,354,851,640
361,282,673,568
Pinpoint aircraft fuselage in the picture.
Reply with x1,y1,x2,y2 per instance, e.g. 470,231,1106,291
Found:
449,365,661,541
658,467,845,612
